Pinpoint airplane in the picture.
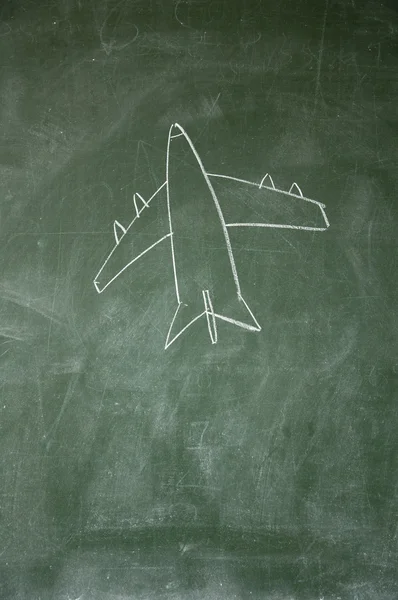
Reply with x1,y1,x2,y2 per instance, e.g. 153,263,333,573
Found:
93,123,330,349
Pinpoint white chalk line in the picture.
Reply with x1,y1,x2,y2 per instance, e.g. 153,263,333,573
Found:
164,303,206,349
227,223,328,231
113,220,126,244
169,123,242,298
166,125,181,304
93,181,167,289
133,195,140,218
319,205,330,228
136,191,149,207
133,193,148,218
259,173,275,189
94,233,171,293
208,172,327,209
94,123,330,348
238,294,262,331
203,289,217,344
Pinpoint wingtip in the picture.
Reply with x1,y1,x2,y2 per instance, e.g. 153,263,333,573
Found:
169,122,185,139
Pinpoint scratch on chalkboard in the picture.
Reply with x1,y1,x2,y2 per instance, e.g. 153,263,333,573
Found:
314,0,329,113
93,124,330,349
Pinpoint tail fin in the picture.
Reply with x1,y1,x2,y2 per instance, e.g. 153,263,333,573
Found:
164,292,261,349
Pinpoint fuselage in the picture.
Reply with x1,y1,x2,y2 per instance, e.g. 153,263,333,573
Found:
166,123,241,312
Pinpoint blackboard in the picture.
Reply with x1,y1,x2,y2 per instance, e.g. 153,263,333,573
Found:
1,1,397,598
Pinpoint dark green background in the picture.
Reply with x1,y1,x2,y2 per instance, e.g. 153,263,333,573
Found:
0,1,397,598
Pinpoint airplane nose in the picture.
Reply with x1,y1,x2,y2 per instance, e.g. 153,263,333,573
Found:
169,123,184,140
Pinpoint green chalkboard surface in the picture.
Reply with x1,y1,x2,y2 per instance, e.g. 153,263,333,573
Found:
1,1,397,598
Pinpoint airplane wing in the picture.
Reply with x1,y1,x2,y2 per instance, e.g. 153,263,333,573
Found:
208,173,329,232
93,181,170,293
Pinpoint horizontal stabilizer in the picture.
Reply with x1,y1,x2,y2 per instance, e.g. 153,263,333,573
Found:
214,294,261,333
165,302,206,349
164,292,261,349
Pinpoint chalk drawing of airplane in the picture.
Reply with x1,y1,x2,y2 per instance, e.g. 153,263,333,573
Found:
93,123,330,349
